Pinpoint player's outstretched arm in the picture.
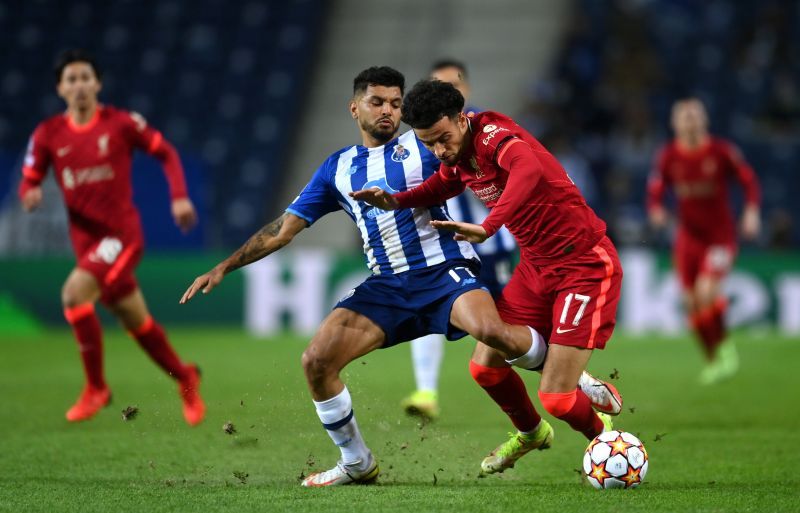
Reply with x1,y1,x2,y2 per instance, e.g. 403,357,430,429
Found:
349,188,399,210
180,212,307,303
430,220,488,243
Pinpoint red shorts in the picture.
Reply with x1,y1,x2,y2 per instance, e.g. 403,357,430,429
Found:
495,236,622,350
673,231,736,290
76,236,143,305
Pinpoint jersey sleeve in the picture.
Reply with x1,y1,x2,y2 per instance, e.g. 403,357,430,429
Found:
120,110,189,199
120,110,163,153
394,163,466,208
722,141,760,206
285,159,341,225
18,124,51,198
646,145,671,212
475,118,519,166
480,139,544,237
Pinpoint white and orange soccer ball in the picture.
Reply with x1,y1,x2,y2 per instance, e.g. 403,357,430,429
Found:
583,430,649,489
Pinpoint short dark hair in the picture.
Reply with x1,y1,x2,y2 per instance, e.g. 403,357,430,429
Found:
353,66,405,96
402,79,464,129
430,59,468,80
54,49,102,84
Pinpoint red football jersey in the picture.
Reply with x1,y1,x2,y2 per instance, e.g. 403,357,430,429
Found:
396,111,606,265
646,137,760,244
19,105,188,249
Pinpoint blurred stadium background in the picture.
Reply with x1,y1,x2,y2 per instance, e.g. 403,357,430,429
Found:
1,0,798,335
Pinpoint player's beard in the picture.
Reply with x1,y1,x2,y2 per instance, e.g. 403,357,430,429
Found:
362,118,396,145
440,146,463,166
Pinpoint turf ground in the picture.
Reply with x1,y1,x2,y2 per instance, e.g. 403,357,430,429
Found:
0,328,798,512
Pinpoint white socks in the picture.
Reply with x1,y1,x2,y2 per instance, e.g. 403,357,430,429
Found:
313,386,370,466
411,334,444,392
505,326,548,370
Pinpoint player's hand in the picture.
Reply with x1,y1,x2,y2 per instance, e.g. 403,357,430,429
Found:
740,205,760,241
172,197,198,233
648,206,668,230
21,187,43,212
430,220,488,243
349,188,400,210
180,265,225,304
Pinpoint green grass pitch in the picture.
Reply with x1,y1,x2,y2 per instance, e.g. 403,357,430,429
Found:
1,328,798,512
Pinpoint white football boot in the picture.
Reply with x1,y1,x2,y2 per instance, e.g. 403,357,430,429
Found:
301,455,379,487
579,371,623,416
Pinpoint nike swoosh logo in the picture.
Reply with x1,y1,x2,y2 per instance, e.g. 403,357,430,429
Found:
57,146,72,157
555,326,577,334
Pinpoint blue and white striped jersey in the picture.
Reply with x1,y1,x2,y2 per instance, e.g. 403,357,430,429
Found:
446,193,517,256
287,130,477,275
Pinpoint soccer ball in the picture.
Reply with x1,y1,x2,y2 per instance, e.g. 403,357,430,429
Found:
583,430,648,489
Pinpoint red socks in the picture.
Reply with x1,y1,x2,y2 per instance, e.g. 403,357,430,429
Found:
469,361,541,432
691,298,727,360
470,361,605,440
539,388,604,440
130,315,189,381
64,303,106,390
64,306,188,385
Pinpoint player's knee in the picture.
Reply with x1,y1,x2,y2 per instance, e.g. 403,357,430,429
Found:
538,389,577,418
300,349,323,378
61,271,98,307
469,360,511,387
301,347,334,382
61,284,85,308
469,318,506,348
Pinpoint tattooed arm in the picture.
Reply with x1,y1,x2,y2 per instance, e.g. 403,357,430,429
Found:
180,213,307,303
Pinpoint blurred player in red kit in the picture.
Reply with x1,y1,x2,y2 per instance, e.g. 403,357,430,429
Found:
353,80,623,475
647,98,761,384
18,49,205,424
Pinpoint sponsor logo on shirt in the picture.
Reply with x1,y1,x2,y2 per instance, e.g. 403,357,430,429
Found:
62,167,75,190
62,164,115,190
674,181,715,198
390,144,409,162
56,145,72,157
474,183,503,203
481,126,509,146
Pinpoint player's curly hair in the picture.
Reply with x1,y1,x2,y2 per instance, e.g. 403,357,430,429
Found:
402,79,464,129
54,49,102,84
353,66,405,96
